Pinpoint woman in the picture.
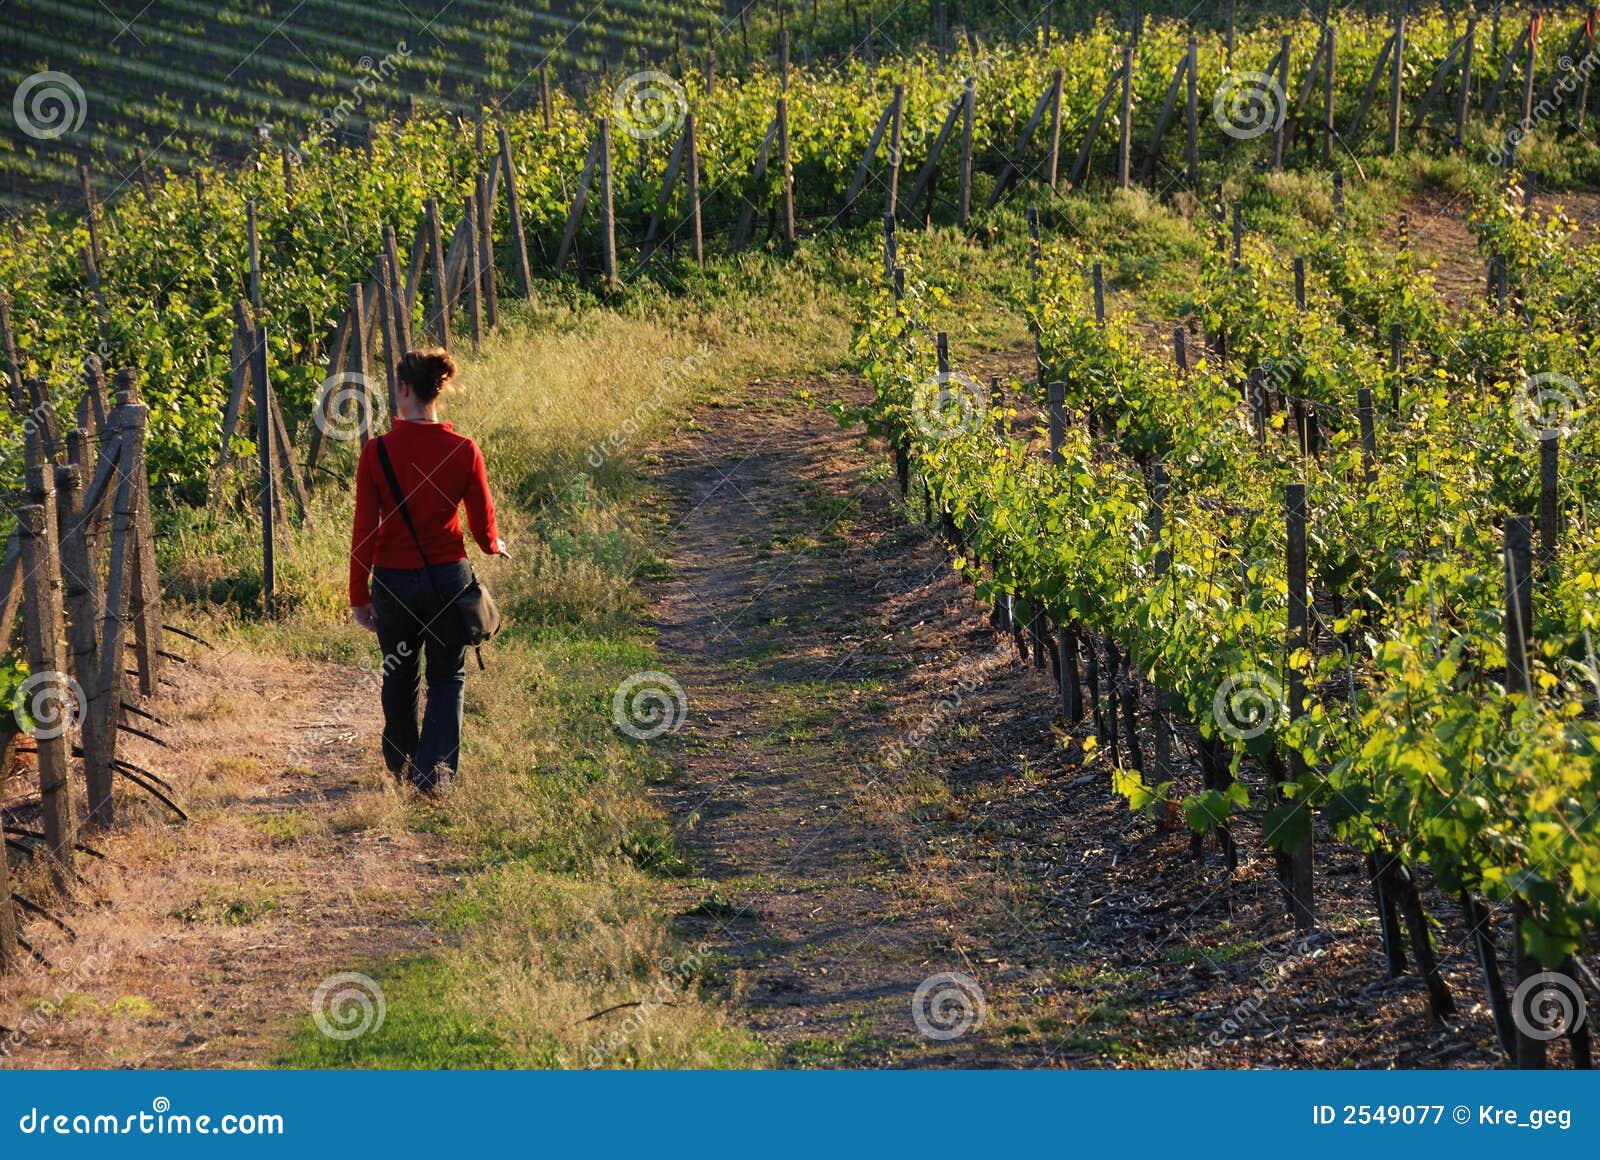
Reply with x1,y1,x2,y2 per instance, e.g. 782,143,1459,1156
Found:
348,349,508,796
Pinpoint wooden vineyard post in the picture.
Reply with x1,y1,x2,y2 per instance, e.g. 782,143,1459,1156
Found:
1324,25,1337,163
497,129,534,300
253,326,277,617
959,78,975,227
1520,17,1538,133
1462,891,1517,1056
475,174,498,329
1046,68,1065,189
1357,387,1378,483
1173,326,1188,374
1272,35,1291,172
383,225,413,357
1505,514,1533,699
56,453,103,759
1283,484,1315,931
79,166,112,348
1046,381,1066,466
87,390,144,829
777,97,796,248
687,112,704,266
1389,11,1405,154
841,102,892,226
377,237,405,420
599,117,618,290
19,469,75,892
1580,10,1596,131
1332,169,1344,216
1092,262,1106,325
1457,17,1477,145
1140,45,1188,184
1117,46,1133,190
247,199,262,312
990,377,1006,440
117,375,163,697
425,200,451,348
464,198,484,349
1293,255,1306,310
1185,36,1199,185
349,283,374,444
1539,432,1559,567
887,85,904,219
0,798,15,968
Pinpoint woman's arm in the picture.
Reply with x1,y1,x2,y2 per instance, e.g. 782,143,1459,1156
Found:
462,440,503,556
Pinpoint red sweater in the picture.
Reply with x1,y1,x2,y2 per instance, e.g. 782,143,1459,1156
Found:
348,420,499,606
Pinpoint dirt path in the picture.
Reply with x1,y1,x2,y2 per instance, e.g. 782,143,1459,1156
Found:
0,648,450,1068
644,371,1506,1069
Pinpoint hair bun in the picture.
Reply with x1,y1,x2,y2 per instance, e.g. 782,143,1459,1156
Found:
398,348,457,402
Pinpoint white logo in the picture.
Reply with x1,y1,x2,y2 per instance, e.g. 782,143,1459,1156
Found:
314,371,385,442
1211,670,1284,741
1213,71,1286,140
312,971,387,1040
1513,372,1586,441
612,671,688,740
1512,971,1587,1041
911,371,986,441
912,971,985,1041
13,72,88,141
13,670,86,740
612,71,688,142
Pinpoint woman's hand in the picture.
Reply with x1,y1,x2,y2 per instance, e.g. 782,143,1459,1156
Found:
494,538,513,561
351,603,379,633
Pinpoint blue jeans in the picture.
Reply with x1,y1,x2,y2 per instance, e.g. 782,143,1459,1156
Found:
370,561,471,789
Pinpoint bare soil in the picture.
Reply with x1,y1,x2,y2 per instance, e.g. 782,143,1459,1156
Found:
642,370,1514,1069
0,648,451,1068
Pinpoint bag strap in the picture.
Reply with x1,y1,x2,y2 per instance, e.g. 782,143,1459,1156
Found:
373,434,443,601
